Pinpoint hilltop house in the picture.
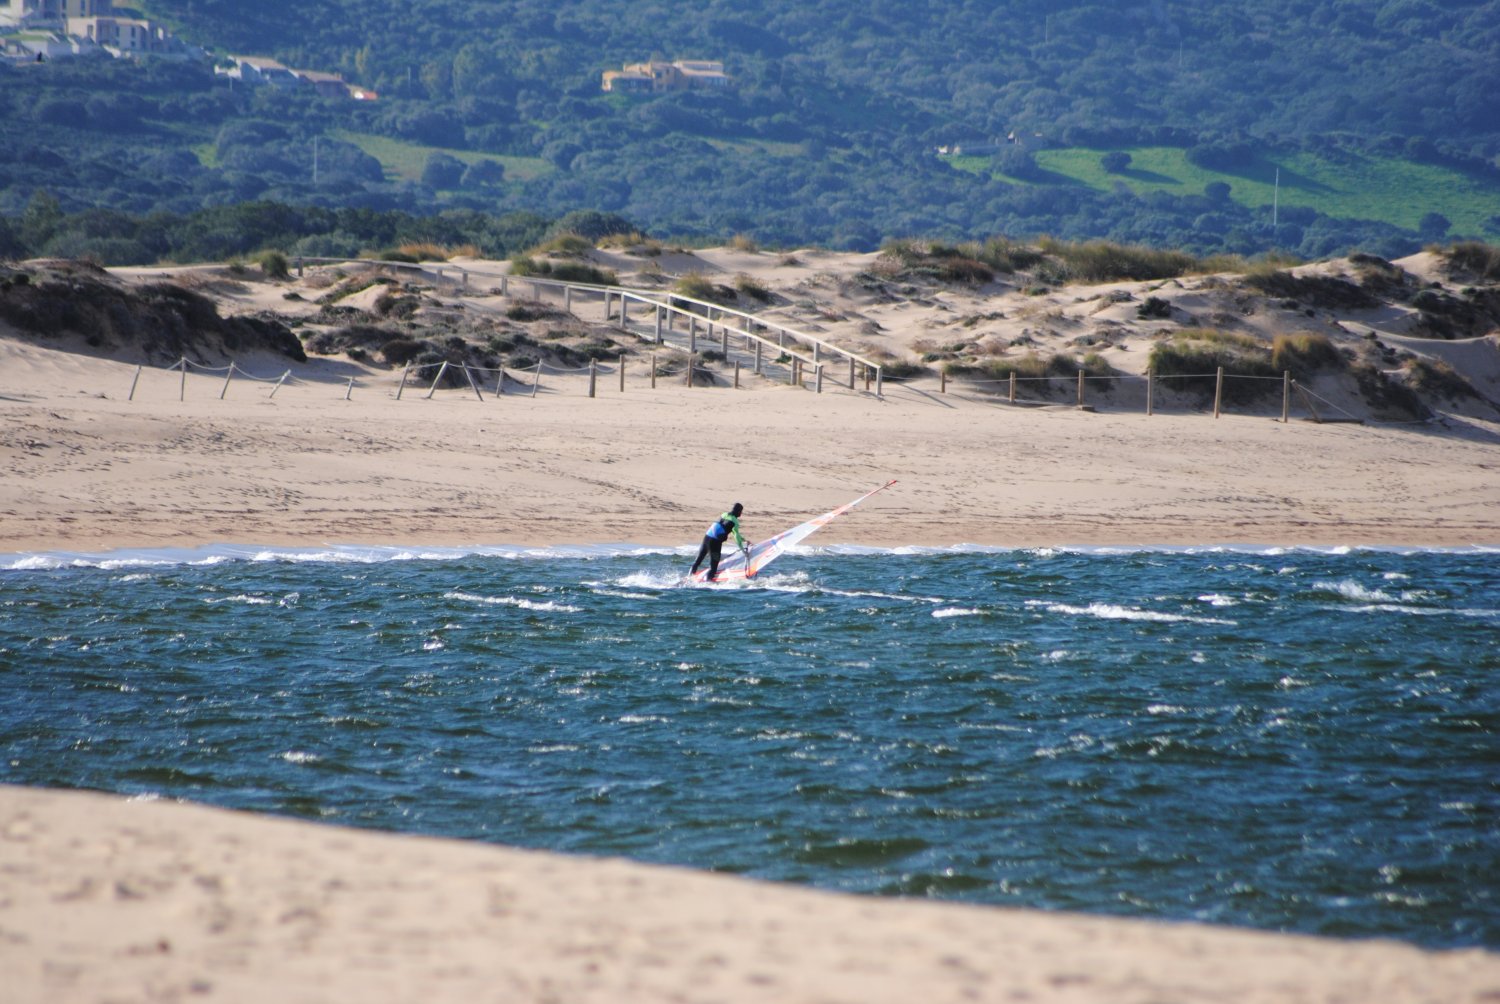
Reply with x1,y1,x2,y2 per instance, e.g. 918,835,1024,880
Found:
602,59,729,93
217,54,372,100
67,15,175,56
2,0,109,26
220,54,301,87
3,0,200,59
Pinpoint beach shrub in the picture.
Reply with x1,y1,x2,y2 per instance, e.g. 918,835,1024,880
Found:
1404,357,1479,402
734,273,774,302
879,239,995,284
380,338,426,365
1353,362,1428,420
510,255,616,286
1149,329,1277,404
672,273,741,306
1271,333,1344,376
674,272,718,302
1441,241,1500,280
304,324,395,356
1243,269,1379,310
526,233,594,258
257,250,289,280
1040,238,1198,283
1137,296,1172,319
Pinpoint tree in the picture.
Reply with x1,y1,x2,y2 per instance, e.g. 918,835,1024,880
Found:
992,145,1041,179
1204,180,1232,202
421,152,466,190
1418,212,1450,241
460,159,506,188
20,190,63,250
1100,150,1131,173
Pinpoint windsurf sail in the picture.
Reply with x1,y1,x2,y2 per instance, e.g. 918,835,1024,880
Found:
692,480,897,583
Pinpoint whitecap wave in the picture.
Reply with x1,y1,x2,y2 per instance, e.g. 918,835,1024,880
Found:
1030,600,1236,626
443,590,582,613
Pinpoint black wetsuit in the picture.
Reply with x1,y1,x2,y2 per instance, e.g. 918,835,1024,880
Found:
690,512,744,580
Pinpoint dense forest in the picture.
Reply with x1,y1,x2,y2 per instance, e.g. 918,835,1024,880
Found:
2,0,1499,261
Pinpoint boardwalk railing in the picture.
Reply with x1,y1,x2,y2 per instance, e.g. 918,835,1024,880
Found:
291,257,884,397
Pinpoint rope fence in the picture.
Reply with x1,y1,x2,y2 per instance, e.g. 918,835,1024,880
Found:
933,364,1373,424
126,355,1405,426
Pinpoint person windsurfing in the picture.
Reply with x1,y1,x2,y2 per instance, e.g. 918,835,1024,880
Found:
690,502,750,582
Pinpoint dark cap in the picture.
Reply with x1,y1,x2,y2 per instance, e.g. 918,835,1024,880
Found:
731,502,744,516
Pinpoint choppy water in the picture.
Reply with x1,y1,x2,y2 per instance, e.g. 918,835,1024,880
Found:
2,543,1497,949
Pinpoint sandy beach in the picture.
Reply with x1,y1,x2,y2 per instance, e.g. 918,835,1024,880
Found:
2,337,1497,556
4,785,1498,1004
3,249,1499,1001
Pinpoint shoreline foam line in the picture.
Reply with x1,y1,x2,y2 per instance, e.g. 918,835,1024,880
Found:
3,541,1498,572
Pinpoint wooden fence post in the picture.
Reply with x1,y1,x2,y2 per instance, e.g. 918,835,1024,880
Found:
651,352,657,389
219,362,235,400
815,363,823,394
1147,368,1154,416
619,353,626,393
462,364,484,402
396,362,411,400
734,361,741,389
588,359,596,398
755,341,763,374
179,358,186,401
425,361,449,399
1214,366,1224,418
345,376,355,400
1282,370,1291,423
687,353,695,388
1009,371,1016,403
128,364,142,401
1076,369,1084,408
940,369,947,394
531,360,541,398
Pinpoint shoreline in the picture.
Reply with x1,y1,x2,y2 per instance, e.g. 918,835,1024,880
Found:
4,538,1498,571
5,784,1498,1004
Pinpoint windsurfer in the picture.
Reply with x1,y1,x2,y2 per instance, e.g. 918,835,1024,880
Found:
690,502,750,582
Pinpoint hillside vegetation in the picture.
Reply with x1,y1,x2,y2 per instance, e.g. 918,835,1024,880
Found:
2,0,1499,258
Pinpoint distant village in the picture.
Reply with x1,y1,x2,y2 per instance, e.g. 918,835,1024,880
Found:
1,0,375,99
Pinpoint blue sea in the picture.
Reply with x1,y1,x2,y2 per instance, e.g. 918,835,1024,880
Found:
2,543,1497,949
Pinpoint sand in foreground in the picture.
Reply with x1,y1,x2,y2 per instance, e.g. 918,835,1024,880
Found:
3,786,1497,1004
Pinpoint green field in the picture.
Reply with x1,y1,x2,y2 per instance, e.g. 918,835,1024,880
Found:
333,130,552,185
950,146,1499,236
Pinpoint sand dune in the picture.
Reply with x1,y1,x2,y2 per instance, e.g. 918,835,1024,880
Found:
4,786,1497,1004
